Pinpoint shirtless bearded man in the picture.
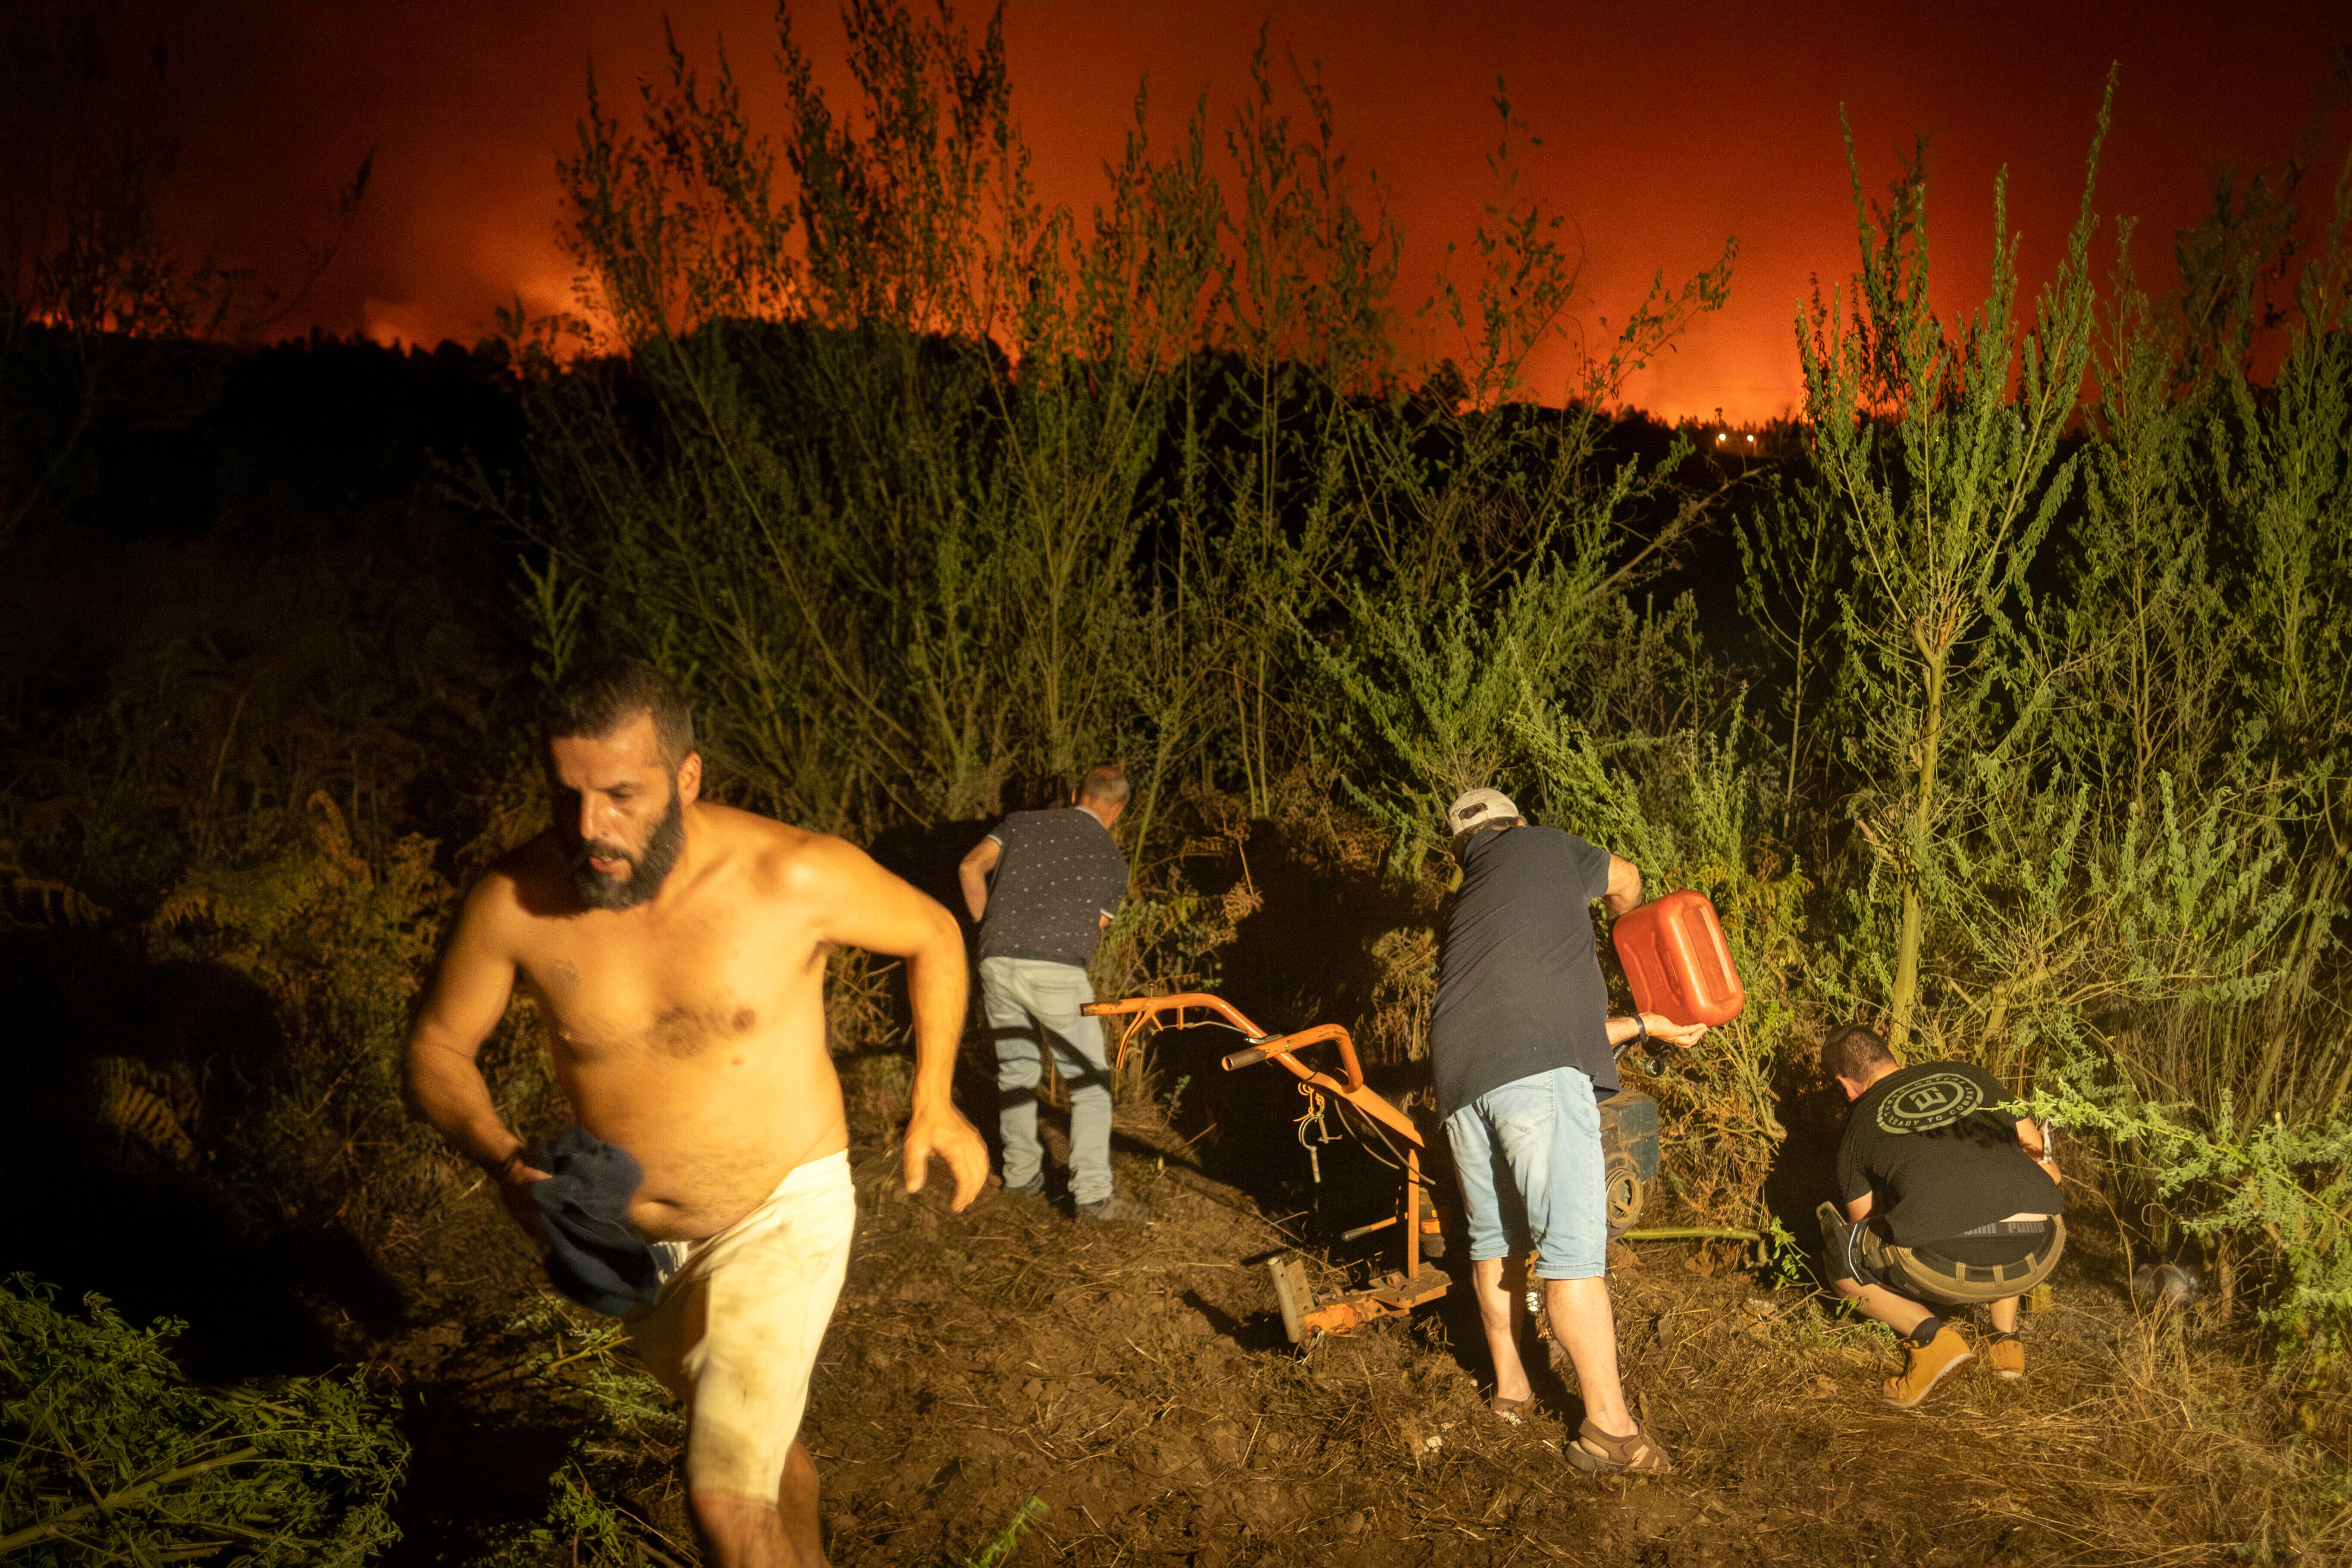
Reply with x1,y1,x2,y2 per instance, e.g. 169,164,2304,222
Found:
405,657,987,1568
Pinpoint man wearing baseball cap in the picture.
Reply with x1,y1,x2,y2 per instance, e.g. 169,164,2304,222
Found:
1432,786,1706,1475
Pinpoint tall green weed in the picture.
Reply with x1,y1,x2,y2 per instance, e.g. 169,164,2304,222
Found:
0,1278,405,1565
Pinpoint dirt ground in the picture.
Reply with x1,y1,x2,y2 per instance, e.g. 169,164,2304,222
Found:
376,1064,2341,1568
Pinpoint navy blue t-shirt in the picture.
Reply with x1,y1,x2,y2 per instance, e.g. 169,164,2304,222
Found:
1430,824,1618,1119
978,808,1129,967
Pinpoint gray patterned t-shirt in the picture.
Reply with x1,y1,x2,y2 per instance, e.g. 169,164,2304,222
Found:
977,808,1128,966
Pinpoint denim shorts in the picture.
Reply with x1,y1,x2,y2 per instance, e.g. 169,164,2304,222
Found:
1444,1065,1608,1280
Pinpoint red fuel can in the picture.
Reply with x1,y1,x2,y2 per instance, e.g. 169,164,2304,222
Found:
1611,890,1745,1026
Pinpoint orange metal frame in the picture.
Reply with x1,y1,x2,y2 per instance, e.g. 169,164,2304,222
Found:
1082,992,1450,1340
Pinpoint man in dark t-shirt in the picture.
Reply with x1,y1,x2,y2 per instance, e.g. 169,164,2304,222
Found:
1822,1025,2065,1407
1431,787,1706,1475
958,765,1137,1220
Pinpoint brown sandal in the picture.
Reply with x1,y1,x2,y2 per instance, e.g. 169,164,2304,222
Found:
1564,1416,1673,1475
1490,1395,1533,1424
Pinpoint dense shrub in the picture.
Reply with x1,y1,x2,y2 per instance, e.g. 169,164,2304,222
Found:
0,1277,406,1565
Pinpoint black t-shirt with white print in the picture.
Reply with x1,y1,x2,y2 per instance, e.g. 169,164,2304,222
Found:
1836,1061,2063,1247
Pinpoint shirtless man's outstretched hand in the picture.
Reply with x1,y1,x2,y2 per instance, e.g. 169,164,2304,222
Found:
903,1092,988,1210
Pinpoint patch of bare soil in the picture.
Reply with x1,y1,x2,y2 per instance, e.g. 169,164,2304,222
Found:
799,1118,2327,1567
375,1098,2336,1567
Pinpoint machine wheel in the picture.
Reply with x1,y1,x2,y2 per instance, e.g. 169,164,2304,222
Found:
1604,1149,1645,1240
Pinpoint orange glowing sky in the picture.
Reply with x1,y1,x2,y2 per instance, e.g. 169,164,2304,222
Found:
128,0,2349,421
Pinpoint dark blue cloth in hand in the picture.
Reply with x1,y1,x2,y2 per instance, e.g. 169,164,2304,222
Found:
525,1128,663,1318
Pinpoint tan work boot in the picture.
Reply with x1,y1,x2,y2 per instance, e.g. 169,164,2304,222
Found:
1884,1325,1973,1408
1987,1335,2025,1380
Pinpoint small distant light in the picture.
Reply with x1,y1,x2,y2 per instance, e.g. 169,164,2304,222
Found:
1747,434,1755,443
1717,433,1726,442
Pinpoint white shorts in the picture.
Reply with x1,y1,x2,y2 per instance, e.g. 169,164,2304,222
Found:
627,1150,856,1500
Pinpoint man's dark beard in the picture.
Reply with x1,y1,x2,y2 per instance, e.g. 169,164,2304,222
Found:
569,788,686,910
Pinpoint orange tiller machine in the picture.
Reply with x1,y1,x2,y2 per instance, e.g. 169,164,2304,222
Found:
1081,992,1448,1344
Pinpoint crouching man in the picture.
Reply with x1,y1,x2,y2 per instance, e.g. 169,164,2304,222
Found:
1818,1025,2065,1408
1432,788,1706,1475
405,656,988,1567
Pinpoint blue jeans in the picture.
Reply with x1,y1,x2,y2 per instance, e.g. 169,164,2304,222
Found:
1444,1065,1608,1280
980,956,1113,1205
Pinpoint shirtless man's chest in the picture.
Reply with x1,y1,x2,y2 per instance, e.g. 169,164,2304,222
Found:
510,822,847,1241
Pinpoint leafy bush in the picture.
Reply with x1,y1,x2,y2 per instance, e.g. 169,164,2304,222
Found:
140,795,485,1259
2020,1086,2352,1357
467,1296,686,1568
0,1277,405,1565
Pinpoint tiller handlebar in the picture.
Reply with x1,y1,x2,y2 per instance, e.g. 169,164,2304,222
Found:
1081,991,1411,1144
1081,991,1448,1342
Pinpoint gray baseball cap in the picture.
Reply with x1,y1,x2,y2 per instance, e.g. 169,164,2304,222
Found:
1445,787,1520,837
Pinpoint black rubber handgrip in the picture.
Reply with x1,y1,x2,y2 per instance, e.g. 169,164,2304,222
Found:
1221,1043,1275,1071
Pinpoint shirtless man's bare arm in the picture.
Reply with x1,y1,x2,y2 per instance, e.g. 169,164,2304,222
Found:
799,835,989,1212
404,872,549,1229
